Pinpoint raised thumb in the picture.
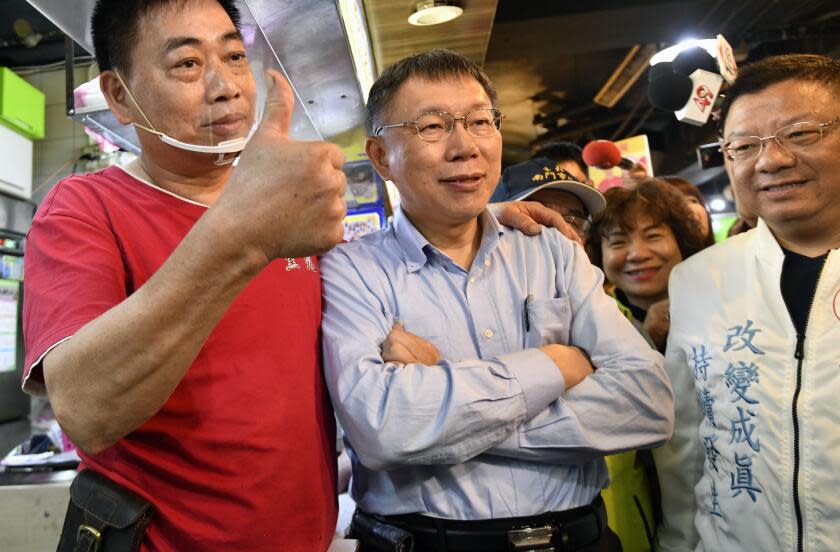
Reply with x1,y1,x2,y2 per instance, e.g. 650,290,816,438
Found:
260,69,294,136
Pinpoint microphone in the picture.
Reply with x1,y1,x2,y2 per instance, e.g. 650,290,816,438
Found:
648,60,676,83
675,69,724,126
582,140,641,171
672,46,719,76
648,68,723,126
648,70,693,111
646,35,735,126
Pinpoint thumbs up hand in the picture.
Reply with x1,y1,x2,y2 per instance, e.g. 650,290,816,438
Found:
255,68,295,139
215,69,347,262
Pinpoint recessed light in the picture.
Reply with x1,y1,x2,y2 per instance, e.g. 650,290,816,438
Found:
408,1,463,26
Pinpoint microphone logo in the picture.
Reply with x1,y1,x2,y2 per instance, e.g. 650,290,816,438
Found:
693,85,714,112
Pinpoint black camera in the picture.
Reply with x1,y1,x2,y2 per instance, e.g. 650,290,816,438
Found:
697,141,725,169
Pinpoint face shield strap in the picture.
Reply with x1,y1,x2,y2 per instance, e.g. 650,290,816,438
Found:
214,152,237,166
113,70,159,135
113,69,249,163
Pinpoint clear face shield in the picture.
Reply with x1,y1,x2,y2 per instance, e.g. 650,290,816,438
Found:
114,3,321,166
113,69,260,166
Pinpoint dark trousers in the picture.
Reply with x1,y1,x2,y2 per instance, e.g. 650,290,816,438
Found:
579,528,623,552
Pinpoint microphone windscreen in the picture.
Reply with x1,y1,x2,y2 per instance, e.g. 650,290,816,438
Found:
582,140,622,169
672,47,718,76
648,61,675,82
648,72,693,111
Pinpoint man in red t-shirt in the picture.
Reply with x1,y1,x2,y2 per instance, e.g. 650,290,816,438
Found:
23,0,347,550
24,2,579,550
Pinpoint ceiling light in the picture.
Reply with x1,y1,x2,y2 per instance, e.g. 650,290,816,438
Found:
408,1,463,26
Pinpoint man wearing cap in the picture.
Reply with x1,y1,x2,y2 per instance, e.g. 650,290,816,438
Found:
320,48,673,552
491,157,606,246
534,140,593,184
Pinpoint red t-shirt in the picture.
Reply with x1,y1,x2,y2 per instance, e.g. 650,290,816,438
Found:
23,166,337,551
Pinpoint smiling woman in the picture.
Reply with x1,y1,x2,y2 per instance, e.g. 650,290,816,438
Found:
588,178,709,349
585,177,709,552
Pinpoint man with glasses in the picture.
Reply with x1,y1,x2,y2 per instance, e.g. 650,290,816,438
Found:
491,157,606,246
320,48,674,552
656,54,840,552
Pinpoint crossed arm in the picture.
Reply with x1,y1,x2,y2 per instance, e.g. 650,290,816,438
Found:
321,238,673,471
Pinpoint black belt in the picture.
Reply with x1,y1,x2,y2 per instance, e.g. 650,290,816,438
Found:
354,496,607,552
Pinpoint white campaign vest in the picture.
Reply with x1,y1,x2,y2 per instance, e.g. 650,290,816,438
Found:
655,220,840,552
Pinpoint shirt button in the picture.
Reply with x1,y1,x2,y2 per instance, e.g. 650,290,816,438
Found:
483,329,494,339
483,258,490,267
469,277,476,284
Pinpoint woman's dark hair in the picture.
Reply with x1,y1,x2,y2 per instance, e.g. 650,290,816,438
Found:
661,175,716,248
92,0,242,75
365,49,498,136
588,178,710,270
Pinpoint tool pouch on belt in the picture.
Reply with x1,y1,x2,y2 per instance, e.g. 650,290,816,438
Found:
56,469,154,552
349,510,415,552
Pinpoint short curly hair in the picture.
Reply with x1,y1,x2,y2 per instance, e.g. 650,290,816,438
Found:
587,178,709,270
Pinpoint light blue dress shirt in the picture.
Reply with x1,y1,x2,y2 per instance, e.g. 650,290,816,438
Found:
320,207,673,520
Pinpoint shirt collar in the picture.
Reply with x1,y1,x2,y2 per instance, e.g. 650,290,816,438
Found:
392,207,505,273
755,218,784,261
475,208,505,263
392,208,432,273
755,217,838,262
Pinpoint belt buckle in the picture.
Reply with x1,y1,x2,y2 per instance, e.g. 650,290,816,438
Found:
77,524,102,552
507,524,556,551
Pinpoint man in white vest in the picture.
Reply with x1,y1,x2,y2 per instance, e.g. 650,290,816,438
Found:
655,54,840,552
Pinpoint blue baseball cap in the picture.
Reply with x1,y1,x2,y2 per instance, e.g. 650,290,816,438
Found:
491,156,606,216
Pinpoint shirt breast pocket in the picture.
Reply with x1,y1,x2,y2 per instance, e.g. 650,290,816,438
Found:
399,314,449,356
526,297,572,347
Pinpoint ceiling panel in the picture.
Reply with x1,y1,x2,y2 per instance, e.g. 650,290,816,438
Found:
364,0,499,72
